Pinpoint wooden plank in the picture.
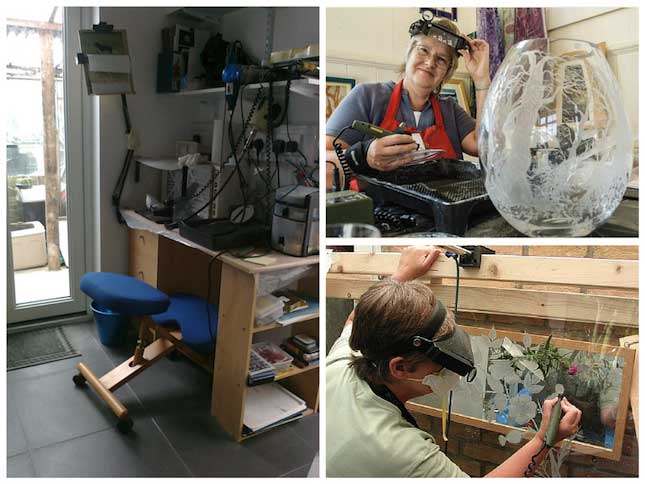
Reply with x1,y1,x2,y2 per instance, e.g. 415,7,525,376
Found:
329,252,638,289
129,229,159,287
274,363,319,381
253,312,319,333
219,251,319,275
326,274,638,327
406,401,616,461
212,264,257,442
99,336,177,391
620,335,639,440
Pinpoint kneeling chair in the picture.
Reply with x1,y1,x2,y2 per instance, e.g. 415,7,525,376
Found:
74,272,218,432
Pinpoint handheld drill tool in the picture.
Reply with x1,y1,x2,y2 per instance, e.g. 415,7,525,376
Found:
525,393,564,476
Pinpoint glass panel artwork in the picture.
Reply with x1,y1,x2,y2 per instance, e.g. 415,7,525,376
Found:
416,328,625,450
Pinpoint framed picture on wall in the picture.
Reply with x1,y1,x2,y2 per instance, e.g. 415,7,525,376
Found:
326,77,355,120
440,78,470,116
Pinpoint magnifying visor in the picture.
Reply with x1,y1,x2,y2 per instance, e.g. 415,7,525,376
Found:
409,13,470,54
410,299,477,381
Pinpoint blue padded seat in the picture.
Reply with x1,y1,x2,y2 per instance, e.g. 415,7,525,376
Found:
151,293,218,354
81,272,170,316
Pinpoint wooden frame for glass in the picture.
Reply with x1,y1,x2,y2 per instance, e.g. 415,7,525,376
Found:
407,327,635,461
327,250,638,460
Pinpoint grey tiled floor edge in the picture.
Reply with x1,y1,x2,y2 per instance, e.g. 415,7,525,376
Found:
7,322,319,477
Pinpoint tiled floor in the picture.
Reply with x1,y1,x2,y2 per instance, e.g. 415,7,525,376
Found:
7,322,319,477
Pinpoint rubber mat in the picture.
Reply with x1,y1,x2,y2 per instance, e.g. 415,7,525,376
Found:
8,327,80,371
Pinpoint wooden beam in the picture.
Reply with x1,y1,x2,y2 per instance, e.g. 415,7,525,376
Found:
7,18,62,32
329,252,638,289
326,274,638,327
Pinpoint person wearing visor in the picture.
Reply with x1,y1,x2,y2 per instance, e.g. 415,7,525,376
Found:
326,246,582,477
326,13,490,188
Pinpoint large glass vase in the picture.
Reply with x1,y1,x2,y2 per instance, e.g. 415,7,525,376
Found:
478,39,632,237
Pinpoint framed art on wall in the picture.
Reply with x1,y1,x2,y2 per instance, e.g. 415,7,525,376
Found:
326,77,355,119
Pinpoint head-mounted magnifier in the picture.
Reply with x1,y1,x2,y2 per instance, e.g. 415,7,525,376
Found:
410,299,477,382
409,10,470,55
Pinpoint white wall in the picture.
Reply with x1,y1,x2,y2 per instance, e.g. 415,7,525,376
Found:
97,7,319,274
327,7,638,136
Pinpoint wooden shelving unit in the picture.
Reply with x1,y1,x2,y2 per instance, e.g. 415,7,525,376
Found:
212,252,319,442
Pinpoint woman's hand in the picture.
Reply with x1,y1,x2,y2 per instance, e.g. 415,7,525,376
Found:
392,246,442,282
536,397,582,445
366,134,418,171
459,39,491,87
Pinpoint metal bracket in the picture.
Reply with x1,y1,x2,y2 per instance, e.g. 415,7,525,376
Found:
457,246,495,268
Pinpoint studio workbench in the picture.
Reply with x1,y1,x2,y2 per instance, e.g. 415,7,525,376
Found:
121,210,319,441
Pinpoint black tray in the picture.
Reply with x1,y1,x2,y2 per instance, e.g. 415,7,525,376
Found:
357,159,495,235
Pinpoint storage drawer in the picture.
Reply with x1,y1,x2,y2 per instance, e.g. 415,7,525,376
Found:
129,229,159,286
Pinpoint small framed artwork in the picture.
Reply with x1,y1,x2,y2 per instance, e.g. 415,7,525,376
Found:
326,77,356,120
440,78,471,116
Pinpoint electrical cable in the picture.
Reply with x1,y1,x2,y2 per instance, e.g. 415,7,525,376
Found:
524,441,547,477
207,250,228,347
443,253,460,454
332,127,354,191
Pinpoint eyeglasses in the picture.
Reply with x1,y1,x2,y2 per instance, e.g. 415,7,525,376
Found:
414,44,451,71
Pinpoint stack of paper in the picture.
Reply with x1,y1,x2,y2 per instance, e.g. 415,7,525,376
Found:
243,383,307,433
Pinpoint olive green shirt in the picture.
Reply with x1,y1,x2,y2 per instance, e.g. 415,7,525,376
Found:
326,324,470,478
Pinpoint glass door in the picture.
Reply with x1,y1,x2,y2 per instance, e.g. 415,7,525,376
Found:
6,7,88,324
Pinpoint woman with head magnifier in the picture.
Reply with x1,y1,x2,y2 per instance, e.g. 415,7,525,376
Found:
326,246,582,477
326,11,491,188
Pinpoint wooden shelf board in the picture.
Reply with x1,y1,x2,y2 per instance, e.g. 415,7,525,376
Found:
253,312,319,333
274,363,319,381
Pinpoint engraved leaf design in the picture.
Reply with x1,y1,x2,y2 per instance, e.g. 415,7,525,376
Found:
523,372,545,394
498,435,507,446
523,332,532,347
506,429,523,444
494,393,508,411
508,394,537,425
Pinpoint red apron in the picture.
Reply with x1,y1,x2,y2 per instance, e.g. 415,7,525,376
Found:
350,80,457,191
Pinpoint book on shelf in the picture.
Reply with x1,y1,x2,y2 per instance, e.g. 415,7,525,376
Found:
292,333,319,352
243,383,307,433
275,299,319,326
292,357,319,369
274,290,309,313
252,341,293,371
283,340,319,362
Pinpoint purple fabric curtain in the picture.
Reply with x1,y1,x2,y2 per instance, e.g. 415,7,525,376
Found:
514,8,546,42
477,8,546,79
476,8,505,79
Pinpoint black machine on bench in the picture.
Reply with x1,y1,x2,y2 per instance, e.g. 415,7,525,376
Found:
332,120,494,235
358,160,493,236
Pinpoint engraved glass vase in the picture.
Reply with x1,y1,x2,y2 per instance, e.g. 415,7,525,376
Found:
478,39,632,237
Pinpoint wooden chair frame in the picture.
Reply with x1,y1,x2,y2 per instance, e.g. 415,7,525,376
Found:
327,250,638,461
74,316,212,431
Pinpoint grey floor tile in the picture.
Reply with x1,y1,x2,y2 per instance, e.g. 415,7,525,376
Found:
151,410,281,477
8,452,36,477
31,418,190,477
281,463,311,477
242,421,317,476
290,413,319,450
11,368,144,450
7,394,28,457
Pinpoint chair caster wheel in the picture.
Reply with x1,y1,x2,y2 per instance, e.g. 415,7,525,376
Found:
117,418,134,434
73,373,87,387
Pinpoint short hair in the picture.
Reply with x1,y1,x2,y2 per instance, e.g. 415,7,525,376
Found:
349,279,456,386
401,18,462,93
